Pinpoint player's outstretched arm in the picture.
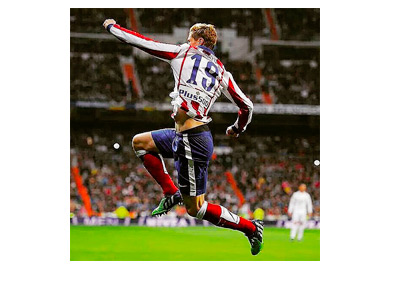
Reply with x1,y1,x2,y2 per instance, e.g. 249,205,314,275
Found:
102,18,182,62
221,71,254,138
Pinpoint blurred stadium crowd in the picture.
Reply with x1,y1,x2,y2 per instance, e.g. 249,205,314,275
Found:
70,8,320,105
70,8,319,39
70,131,320,221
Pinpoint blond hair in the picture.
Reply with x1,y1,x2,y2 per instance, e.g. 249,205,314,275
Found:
189,23,218,49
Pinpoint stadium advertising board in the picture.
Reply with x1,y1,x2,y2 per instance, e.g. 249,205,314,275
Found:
70,216,320,229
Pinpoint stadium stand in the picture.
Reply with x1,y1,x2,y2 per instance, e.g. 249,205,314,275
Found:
135,8,266,37
274,8,320,41
70,8,129,33
256,51,320,105
70,53,127,102
133,57,175,103
70,8,320,105
70,130,320,221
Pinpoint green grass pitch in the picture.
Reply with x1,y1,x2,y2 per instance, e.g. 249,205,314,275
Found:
70,226,320,261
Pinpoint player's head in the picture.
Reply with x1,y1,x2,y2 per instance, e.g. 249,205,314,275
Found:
188,23,218,49
299,184,307,192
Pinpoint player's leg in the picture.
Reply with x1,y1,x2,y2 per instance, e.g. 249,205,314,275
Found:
182,193,263,255
176,127,263,255
290,222,297,241
132,129,180,197
290,213,300,241
182,193,256,235
297,214,307,241
297,222,305,241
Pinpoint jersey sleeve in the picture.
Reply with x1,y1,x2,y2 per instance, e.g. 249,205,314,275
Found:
220,71,254,133
107,24,182,62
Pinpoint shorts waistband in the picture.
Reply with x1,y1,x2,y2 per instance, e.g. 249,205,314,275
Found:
178,124,210,134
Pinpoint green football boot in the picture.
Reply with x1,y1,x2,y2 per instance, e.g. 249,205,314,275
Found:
151,193,183,217
247,220,264,255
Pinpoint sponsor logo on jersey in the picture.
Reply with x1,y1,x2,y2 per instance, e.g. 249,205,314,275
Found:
179,87,210,108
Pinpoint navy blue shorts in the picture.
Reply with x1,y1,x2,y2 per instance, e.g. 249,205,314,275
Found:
151,126,213,197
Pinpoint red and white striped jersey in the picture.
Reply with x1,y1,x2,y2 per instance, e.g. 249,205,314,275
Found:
107,24,254,133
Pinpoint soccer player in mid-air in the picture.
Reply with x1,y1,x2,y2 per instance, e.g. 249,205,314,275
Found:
103,19,263,255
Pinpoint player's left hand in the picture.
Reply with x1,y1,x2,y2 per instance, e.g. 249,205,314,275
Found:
103,19,116,29
226,126,239,138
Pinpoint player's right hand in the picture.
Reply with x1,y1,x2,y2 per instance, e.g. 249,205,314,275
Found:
226,125,239,138
103,19,116,29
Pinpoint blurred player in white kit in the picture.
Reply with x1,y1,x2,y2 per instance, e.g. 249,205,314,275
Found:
288,183,313,241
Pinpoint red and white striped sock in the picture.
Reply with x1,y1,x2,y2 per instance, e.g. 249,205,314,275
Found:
137,151,178,196
197,201,256,236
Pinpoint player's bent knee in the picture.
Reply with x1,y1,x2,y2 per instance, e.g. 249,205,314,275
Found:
132,132,155,152
133,133,150,151
132,134,142,151
131,136,137,150
132,134,150,158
